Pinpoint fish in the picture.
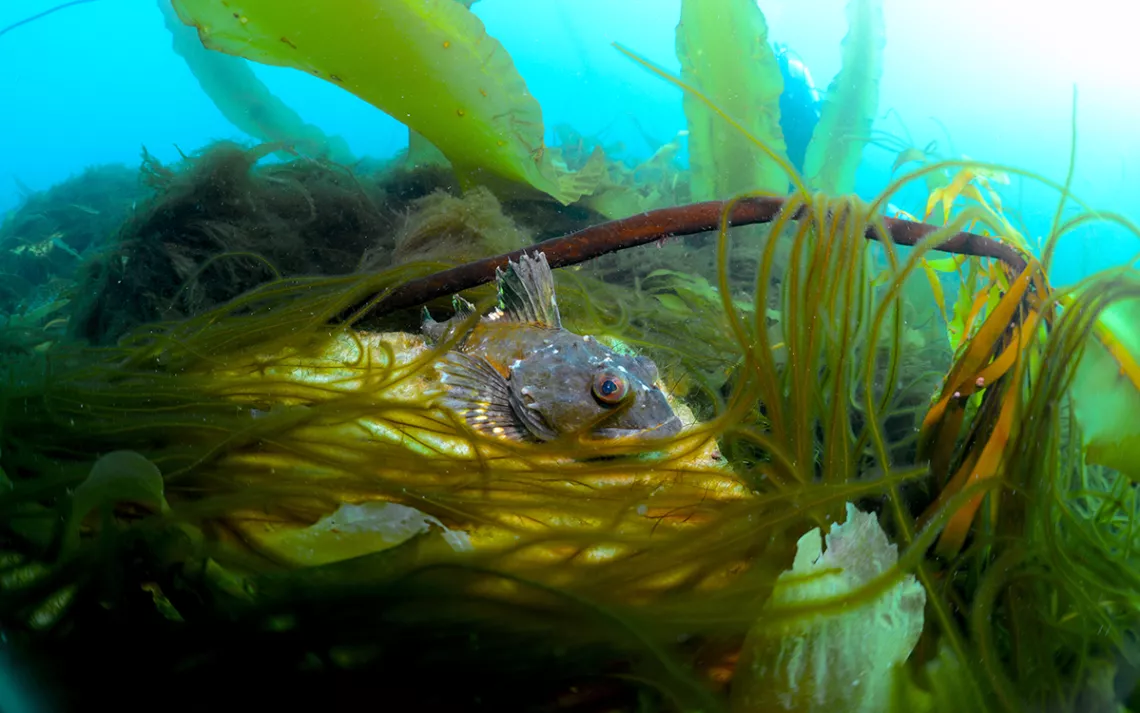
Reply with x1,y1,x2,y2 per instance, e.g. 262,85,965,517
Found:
422,251,683,442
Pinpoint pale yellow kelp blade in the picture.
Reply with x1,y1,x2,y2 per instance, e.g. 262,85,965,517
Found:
675,0,789,200
204,330,743,573
802,0,885,195
170,0,573,202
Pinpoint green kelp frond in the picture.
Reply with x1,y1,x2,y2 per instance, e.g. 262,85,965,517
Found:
170,0,596,205
802,0,886,195
675,0,789,200
158,0,354,165
577,131,690,220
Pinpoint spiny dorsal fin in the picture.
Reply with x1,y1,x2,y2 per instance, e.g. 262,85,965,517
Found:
495,251,562,329
452,294,476,320
423,295,479,346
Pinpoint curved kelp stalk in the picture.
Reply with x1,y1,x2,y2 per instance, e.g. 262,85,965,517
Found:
170,0,597,205
157,0,355,165
336,193,1028,325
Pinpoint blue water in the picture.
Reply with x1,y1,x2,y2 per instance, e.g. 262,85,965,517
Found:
2,0,1138,286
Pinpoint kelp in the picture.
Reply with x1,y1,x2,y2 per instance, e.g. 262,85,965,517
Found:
733,504,926,713
1065,275,1140,481
675,0,789,200
157,0,355,164
170,0,595,205
802,0,886,195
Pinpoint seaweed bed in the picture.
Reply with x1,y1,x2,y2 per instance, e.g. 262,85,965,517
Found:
0,140,1138,713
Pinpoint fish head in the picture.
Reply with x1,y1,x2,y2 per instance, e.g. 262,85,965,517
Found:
508,334,682,441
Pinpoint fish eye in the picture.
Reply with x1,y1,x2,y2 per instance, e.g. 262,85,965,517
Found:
592,373,629,406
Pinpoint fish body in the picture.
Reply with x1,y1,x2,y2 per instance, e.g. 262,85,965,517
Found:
423,252,682,442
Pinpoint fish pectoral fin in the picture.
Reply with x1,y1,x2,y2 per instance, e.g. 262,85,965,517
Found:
436,352,533,441
494,251,562,329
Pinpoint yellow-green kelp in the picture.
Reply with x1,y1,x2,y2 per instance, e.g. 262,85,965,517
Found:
802,0,886,195
170,0,590,204
675,0,789,200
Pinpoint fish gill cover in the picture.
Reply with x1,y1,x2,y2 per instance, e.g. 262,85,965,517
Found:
0,1,1140,712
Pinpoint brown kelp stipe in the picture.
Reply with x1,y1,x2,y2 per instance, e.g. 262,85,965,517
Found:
336,196,1028,324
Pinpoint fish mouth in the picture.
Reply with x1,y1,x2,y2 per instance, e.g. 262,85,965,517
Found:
591,416,684,441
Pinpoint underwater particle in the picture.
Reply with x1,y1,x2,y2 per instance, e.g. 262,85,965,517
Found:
456,108,466,117
975,376,985,387
731,503,925,713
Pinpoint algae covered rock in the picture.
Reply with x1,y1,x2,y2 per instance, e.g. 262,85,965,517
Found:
732,503,925,713
379,186,531,269
67,143,391,344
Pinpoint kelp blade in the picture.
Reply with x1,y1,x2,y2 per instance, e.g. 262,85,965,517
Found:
158,0,354,164
1067,274,1140,481
802,0,885,194
170,0,573,201
675,0,789,199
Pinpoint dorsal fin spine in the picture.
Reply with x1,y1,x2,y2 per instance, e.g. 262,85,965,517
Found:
495,251,562,328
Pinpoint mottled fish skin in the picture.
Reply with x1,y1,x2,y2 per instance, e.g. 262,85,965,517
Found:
424,252,682,443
